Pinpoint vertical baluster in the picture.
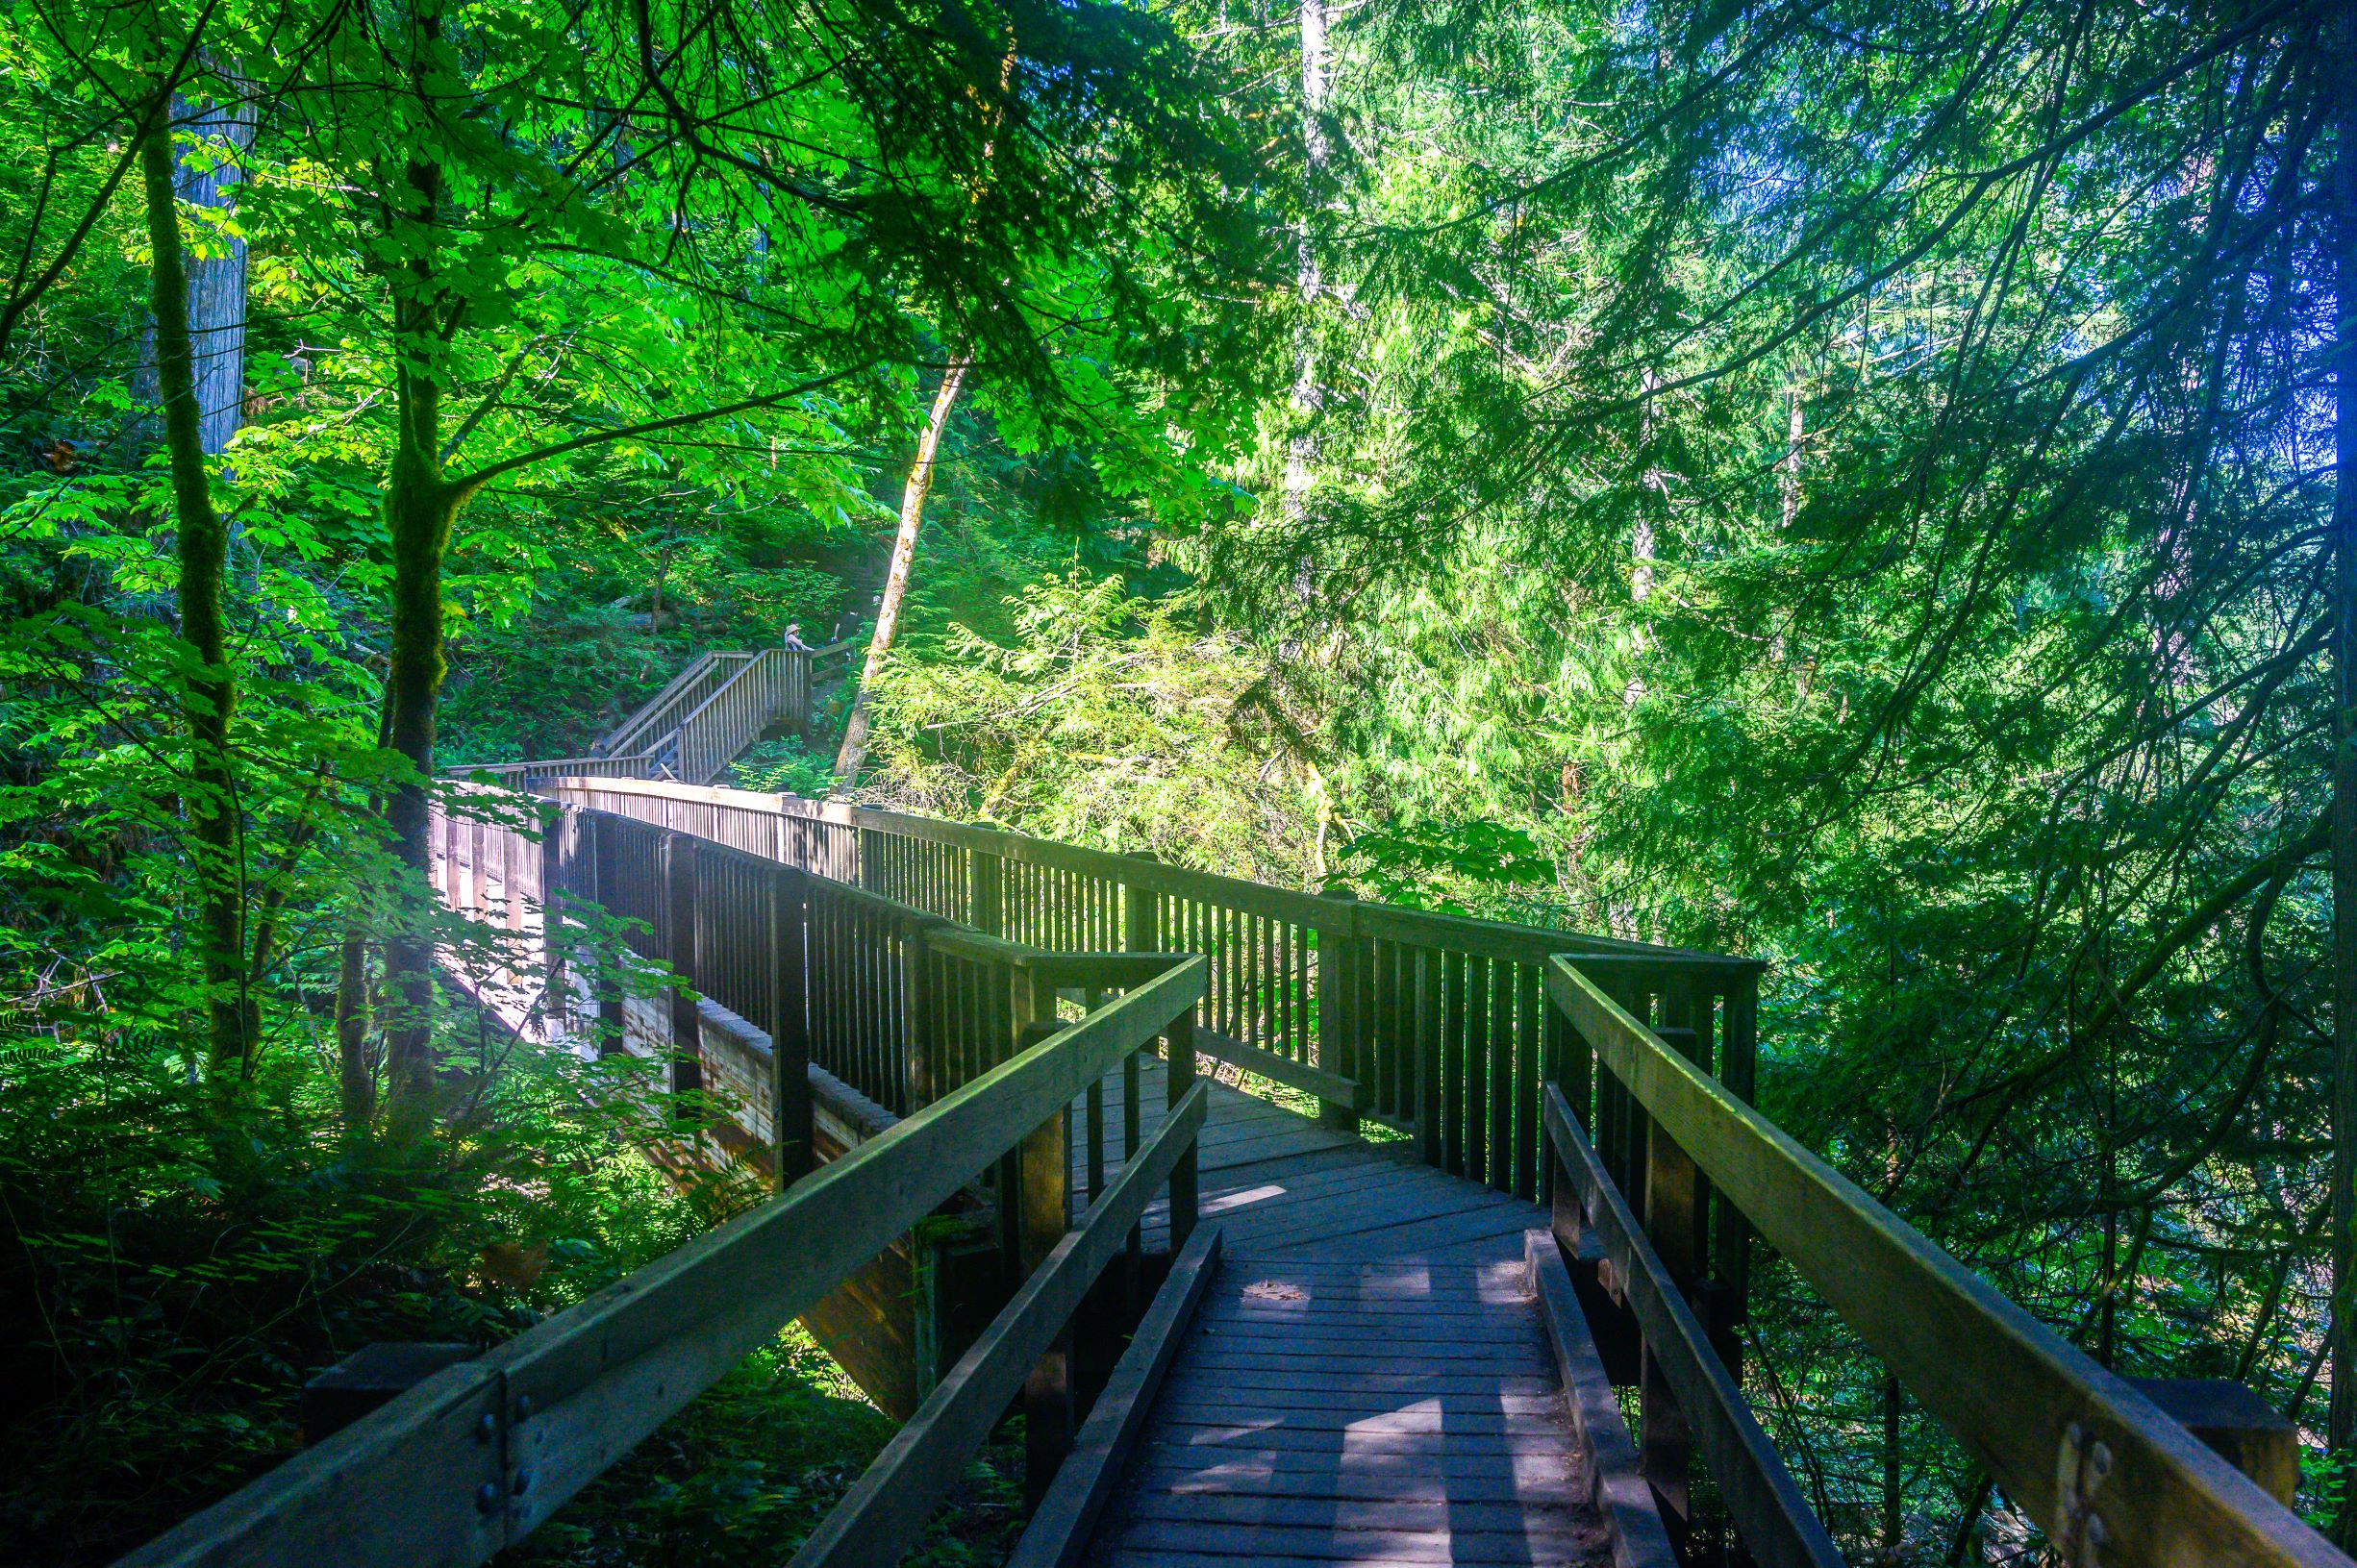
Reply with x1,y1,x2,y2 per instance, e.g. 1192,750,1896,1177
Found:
1516,962,1542,1201
1417,948,1443,1169
1465,954,1490,1184
1442,950,1467,1176
1085,986,1107,1205
1278,917,1294,1056
1488,958,1514,1193
769,865,811,1187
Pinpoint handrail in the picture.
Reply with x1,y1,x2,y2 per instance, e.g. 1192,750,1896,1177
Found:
445,753,662,786
599,652,755,760
1542,956,2343,1568
552,776,1736,966
545,774,1759,1201
593,649,724,757
117,944,1207,1568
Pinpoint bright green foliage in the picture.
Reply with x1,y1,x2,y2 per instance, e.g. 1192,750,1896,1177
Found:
4,0,2352,1557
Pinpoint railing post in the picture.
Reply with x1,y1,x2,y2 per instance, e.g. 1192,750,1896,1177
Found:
1639,974,1709,1541
500,816,523,933
969,835,1005,935
1416,949,1443,1170
902,916,945,1109
767,863,813,1188
591,814,626,1059
1122,852,1159,952
782,646,812,735
1314,888,1360,1132
468,816,489,918
1166,1003,1199,1252
1711,969,1758,1380
1547,972,1585,1245
663,833,704,1110
539,803,567,1033
857,825,884,894
1009,968,1071,1509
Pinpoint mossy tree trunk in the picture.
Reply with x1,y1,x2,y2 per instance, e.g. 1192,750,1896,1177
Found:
139,85,248,1078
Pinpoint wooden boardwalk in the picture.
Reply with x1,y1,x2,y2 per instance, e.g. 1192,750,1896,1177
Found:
1068,1062,1617,1568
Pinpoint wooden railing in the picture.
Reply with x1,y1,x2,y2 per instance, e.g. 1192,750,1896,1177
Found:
548,775,2347,1568
444,752,665,789
549,778,1758,1199
1537,956,2339,1568
447,639,858,795
120,784,1211,1568
593,649,751,759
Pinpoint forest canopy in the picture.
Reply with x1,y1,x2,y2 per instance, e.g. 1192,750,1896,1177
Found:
2,0,2353,1560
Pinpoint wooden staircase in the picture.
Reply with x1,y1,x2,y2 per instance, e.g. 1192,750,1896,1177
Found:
453,638,854,789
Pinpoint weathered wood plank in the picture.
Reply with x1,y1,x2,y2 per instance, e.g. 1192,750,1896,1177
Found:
1525,1229,1682,1568
789,1081,1209,1568
1127,1458,1582,1506
1119,1493,1589,1533
1005,1224,1224,1568
1113,1517,1601,1564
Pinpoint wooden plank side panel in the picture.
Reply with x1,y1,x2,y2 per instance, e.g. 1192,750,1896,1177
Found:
1006,1225,1226,1568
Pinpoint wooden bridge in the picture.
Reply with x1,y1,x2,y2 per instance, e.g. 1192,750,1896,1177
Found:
124,774,2343,1568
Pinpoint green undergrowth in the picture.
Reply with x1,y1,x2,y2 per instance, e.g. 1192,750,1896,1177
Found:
514,1324,1026,1567
1,1003,1000,1567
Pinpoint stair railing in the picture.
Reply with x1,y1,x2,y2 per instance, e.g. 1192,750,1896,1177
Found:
596,651,755,760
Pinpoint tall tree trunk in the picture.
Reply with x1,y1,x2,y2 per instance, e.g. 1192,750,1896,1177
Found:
378,137,464,1105
2329,0,2357,1541
131,67,255,465
833,360,967,790
381,356,460,1103
140,87,247,1077
1282,0,1331,541
178,71,254,458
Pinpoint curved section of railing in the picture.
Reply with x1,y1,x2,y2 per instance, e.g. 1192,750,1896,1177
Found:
118,785,1212,1568
593,649,745,759
547,775,1756,1203
596,649,723,754
541,774,2347,1568
444,753,664,789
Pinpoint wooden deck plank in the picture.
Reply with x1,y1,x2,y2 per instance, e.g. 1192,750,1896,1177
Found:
1081,1072,1615,1568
